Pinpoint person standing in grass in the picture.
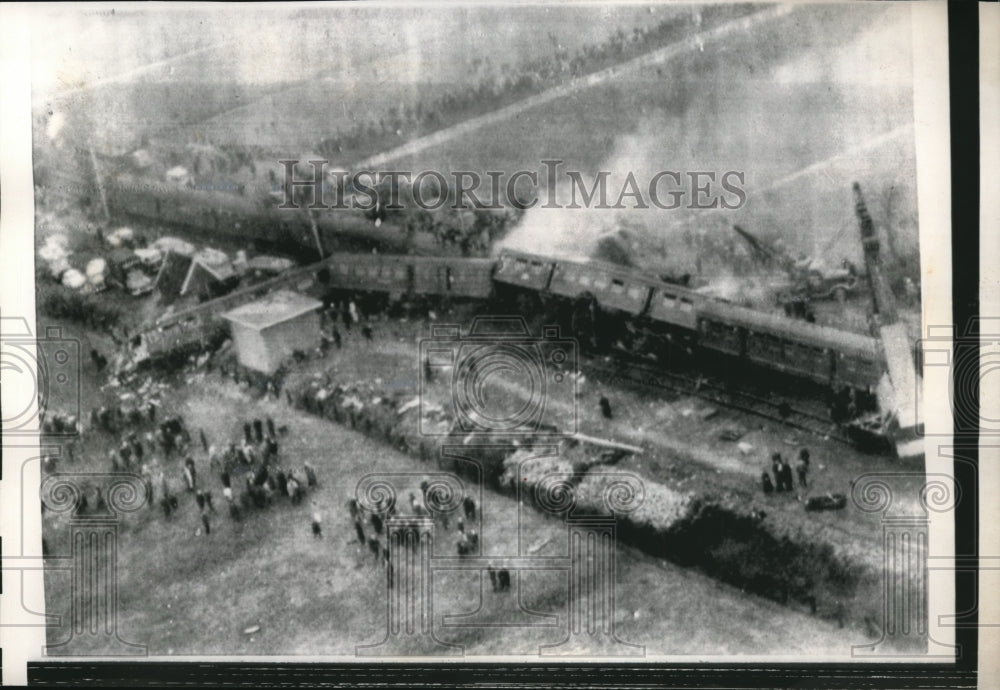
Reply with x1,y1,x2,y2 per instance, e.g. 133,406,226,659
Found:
796,449,811,488
599,395,613,419
311,502,323,538
779,458,794,493
497,569,511,592
370,511,383,536
183,457,197,492
287,475,302,504
462,495,476,522
761,471,775,495
771,454,785,492
201,506,212,535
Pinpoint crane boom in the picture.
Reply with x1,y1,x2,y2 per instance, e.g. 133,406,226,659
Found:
853,181,921,459
853,182,898,324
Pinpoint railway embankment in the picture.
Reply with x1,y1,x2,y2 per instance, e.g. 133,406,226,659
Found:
273,364,900,639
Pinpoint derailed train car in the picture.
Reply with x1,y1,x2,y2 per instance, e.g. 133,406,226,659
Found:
492,248,887,395
134,245,914,453
142,246,892,399
696,301,882,390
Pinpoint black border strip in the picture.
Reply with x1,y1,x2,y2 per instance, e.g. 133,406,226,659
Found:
23,662,980,688
23,2,982,687
949,0,981,679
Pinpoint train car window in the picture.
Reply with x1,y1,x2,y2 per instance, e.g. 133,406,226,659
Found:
610,279,625,294
792,343,812,365
394,268,407,280
750,332,777,357
771,335,785,358
627,286,645,300
367,266,379,278
337,263,348,274
679,298,694,312
662,294,677,308
578,275,592,287
593,276,609,290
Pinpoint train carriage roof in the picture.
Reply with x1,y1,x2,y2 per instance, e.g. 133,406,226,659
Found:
498,248,663,284
496,248,553,264
702,300,881,359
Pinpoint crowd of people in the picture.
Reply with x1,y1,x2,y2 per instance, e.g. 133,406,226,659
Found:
206,416,317,530
760,449,810,496
57,389,326,539
756,447,847,512
342,480,515,592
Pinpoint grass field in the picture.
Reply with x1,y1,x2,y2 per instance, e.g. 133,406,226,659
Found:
37,4,678,151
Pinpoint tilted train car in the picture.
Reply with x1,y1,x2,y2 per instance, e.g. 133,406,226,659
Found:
645,284,702,331
492,248,885,393
548,258,653,316
492,249,556,292
127,243,910,453
140,246,888,403
695,301,883,390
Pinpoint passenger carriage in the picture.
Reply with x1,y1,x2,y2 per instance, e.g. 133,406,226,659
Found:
696,301,883,389
492,249,555,292
547,258,652,316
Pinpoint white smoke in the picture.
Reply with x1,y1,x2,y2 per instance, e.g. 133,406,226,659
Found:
497,117,704,277
497,2,919,294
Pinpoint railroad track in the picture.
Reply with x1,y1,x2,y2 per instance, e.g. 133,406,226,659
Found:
582,352,853,445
